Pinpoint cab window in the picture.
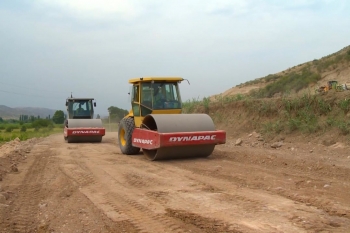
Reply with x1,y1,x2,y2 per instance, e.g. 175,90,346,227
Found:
132,85,140,116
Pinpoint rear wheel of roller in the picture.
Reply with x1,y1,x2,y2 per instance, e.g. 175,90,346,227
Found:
118,118,140,155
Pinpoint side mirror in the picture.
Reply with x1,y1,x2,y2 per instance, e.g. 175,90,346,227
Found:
94,102,96,107
65,101,68,106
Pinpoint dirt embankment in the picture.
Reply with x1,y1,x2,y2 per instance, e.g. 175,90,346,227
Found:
0,132,350,233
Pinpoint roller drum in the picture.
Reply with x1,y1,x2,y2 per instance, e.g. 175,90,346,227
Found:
66,119,103,143
141,114,216,160
66,119,103,128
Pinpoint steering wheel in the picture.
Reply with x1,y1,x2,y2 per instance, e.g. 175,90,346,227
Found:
164,100,180,108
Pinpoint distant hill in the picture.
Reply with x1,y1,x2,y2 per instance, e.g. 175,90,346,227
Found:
0,105,56,120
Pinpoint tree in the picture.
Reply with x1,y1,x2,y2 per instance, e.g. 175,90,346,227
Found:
108,106,129,122
30,115,35,122
52,110,65,124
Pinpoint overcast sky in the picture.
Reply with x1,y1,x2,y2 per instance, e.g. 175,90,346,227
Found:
1,0,349,116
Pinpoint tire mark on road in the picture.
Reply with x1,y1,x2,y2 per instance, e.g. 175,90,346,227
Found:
59,150,192,232
1,147,50,233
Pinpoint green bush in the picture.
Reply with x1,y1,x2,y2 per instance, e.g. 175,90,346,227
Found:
339,99,350,114
337,121,350,135
326,117,337,126
262,121,284,134
31,119,53,129
287,118,301,132
47,124,54,131
5,126,13,132
20,125,27,132
202,97,210,113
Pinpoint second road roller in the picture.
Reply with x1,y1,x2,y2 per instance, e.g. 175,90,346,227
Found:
118,77,226,160
64,96,105,143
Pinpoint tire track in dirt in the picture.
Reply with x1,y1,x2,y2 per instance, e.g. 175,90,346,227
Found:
95,167,209,232
60,160,96,187
57,146,141,232
84,150,294,232
59,147,196,233
192,157,350,220
92,149,246,232
85,165,204,233
211,149,350,221
1,144,50,233
101,190,185,233
166,155,350,232
99,156,269,232
144,158,349,232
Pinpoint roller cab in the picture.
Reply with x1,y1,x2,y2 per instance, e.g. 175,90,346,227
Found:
118,77,226,160
64,97,105,143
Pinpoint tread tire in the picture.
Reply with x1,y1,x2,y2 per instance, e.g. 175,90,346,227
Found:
118,118,140,155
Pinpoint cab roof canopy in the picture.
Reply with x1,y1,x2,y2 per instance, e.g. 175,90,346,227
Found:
66,98,95,101
128,77,183,84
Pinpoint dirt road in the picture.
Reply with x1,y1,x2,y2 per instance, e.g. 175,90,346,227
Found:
0,132,350,233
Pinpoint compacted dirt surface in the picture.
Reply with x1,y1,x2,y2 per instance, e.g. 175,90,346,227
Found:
0,132,350,233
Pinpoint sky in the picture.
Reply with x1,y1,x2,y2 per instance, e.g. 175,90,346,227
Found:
1,0,350,117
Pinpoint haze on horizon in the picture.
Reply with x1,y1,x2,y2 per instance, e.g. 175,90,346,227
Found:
1,0,349,116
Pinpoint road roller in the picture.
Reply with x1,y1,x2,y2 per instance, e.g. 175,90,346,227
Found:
118,77,226,160
64,97,105,143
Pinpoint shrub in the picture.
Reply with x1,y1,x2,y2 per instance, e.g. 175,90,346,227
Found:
47,124,54,131
287,118,301,132
20,125,27,132
339,99,350,114
202,97,210,113
337,121,350,135
31,119,53,129
263,121,284,134
326,117,337,126
5,126,13,132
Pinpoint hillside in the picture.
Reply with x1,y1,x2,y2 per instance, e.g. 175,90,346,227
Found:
216,45,350,99
0,105,56,119
184,45,350,145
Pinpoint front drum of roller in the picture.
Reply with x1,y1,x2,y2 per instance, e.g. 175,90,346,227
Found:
66,119,103,128
141,114,216,160
66,119,103,143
